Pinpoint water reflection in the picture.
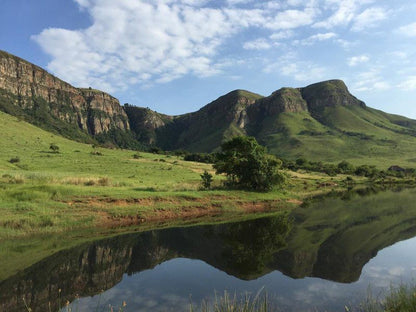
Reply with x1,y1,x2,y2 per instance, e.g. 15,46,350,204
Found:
1,187,416,311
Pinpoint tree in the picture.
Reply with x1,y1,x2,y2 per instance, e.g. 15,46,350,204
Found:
200,170,213,189
337,160,355,174
213,136,285,191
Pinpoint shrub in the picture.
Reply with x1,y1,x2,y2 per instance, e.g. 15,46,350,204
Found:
90,150,103,156
9,156,20,164
49,143,59,153
200,170,213,189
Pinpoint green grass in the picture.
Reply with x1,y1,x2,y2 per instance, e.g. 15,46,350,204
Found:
1,111,312,240
260,105,416,167
190,290,270,312
350,283,416,312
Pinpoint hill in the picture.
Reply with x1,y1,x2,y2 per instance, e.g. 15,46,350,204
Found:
0,50,138,148
128,80,416,167
2,50,416,165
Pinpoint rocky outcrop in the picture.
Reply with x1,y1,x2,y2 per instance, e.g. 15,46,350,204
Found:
0,50,129,136
301,79,365,112
124,105,172,144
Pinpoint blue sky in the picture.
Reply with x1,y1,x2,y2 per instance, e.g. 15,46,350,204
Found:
1,0,416,118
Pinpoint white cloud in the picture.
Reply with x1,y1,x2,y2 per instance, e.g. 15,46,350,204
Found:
348,55,370,66
269,30,295,40
398,76,416,90
34,0,241,91
296,32,337,45
243,38,272,50
397,22,416,37
266,8,316,30
351,7,388,31
264,53,327,82
313,0,359,29
32,0,399,94
352,70,390,92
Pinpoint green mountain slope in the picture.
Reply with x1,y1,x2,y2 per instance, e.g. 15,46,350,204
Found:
2,50,416,165
133,79,416,167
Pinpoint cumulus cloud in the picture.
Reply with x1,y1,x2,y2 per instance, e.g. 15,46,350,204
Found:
243,38,272,50
313,0,360,29
296,32,337,45
264,53,327,82
269,30,295,40
397,22,416,37
398,76,416,90
352,70,390,92
351,7,388,31
32,0,395,93
34,0,241,91
348,55,370,66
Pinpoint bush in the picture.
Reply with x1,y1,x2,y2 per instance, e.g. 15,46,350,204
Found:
49,143,59,153
9,156,20,164
200,170,213,189
133,153,142,159
90,150,103,156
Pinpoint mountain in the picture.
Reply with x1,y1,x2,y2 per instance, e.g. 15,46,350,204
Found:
0,50,140,148
128,79,416,164
2,50,416,164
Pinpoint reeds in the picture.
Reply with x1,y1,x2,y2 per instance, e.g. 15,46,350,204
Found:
190,289,271,312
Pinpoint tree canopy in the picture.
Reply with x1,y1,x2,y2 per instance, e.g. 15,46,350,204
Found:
214,136,285,191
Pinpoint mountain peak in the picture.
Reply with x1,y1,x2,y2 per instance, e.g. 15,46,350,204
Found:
301,79,365,112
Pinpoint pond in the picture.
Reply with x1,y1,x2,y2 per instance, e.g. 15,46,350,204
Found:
1,187,416,311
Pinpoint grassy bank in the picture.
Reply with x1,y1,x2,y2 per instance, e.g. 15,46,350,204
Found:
2,111,414,240
1,111,362,239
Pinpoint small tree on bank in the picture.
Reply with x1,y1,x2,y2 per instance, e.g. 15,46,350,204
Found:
214,136,285,191
200,170,213,189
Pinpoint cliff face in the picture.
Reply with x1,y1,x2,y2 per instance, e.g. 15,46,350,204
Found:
0,50,129,136
124,105,172,145
301,79,365,112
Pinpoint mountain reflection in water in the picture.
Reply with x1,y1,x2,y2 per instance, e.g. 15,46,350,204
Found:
2,187,416,311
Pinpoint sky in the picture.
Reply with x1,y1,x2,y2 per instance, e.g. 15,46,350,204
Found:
1,0,416,118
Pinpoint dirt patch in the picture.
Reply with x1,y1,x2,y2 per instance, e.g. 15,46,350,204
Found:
287,199,303,205
62,195,298,228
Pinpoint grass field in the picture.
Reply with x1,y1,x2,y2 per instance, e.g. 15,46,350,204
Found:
1,110,413,241
1,111,332,240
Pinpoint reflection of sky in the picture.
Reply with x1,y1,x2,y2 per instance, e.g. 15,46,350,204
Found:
70,237,416,312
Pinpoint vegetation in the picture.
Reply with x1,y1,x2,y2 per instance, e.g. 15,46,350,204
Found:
214,136,285,191
283,157,416,180
1,111,309,240
190,290,270,312
200,170,213,189
49,143,59,153
350,283,416,312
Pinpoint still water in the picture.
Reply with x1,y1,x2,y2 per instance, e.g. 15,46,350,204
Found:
1,187,416,311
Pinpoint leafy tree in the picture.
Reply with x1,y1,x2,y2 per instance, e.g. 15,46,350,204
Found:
337,160,355,174
200,170,213,189
214,136,285,191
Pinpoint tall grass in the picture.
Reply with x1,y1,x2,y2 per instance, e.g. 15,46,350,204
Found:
190,290,271,312
348,283,416,312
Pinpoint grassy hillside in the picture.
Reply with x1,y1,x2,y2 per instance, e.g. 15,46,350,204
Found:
1,111,316,240
259,105,416,167
155,89,263,152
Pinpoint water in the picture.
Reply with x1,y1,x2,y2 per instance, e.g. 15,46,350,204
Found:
1,187,416,311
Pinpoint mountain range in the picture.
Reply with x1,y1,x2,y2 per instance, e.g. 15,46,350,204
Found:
2,49,416,164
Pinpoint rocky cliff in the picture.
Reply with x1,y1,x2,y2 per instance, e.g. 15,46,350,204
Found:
3,49,413,159
0,50,129,138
